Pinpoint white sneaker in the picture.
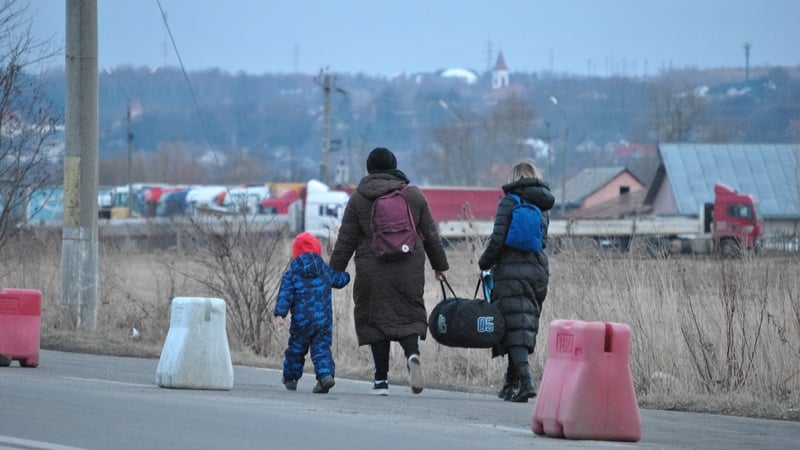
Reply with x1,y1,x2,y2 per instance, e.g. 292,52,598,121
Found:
371,381,389,396
408,354,424,394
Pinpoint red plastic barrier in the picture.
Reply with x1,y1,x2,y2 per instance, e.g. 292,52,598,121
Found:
532,320,641,441
0,288,42,368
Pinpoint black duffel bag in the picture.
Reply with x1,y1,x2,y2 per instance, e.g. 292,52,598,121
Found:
428,277,505,348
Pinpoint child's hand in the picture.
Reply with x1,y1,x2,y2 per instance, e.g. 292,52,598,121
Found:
275,316,286,327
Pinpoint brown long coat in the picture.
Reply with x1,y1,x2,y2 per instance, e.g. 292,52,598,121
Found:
329,171,449,345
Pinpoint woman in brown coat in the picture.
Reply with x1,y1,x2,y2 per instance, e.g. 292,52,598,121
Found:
329,147,449,396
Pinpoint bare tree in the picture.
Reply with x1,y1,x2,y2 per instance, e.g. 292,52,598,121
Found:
431,122,478,185
486,94,536,164
0,0,62,252
648,78,706,142
431,96,536,186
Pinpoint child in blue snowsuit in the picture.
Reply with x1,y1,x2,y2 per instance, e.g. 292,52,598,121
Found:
274,232,350,393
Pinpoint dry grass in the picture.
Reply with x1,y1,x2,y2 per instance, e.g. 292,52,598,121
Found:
2,230,798,421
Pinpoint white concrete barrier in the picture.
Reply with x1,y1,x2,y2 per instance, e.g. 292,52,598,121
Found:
156,297,234,390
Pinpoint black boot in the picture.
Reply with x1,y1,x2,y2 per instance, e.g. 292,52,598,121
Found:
511,362,536,403
497,365,518,401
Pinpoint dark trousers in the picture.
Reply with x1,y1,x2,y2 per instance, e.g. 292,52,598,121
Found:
370,335,419,381
507,345,529,366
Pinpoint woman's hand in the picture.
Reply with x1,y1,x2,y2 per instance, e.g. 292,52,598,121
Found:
435,271,447,281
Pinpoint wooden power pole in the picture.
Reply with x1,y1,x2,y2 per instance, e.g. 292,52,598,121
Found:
315,68,347,185
127,98,133,212
321,71,331,184
744,42,751,81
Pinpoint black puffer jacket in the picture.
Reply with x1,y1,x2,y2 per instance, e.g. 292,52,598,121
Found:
478,177,555,356
330,171,449,345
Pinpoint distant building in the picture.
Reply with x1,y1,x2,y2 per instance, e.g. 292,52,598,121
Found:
555,166,646,217
440,68,478,84
492,51,509,89
485,50,522,105
645,143,800,241
613,141,660,185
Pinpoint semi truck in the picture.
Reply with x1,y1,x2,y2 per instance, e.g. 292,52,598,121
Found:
21,179,761,257
90,180,346,241
410,182,762,257
335,184,505,240
549,182,763,257
259,179,349,240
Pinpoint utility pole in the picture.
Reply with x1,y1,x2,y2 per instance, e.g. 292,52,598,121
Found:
544,120,552,178
486,39,493,73
62,0,99,330
562,126,569,216
313,68,332,184
549,96,568,217
127,98,133,212
321,71,331,184
315,68,347,185
743,42,751,81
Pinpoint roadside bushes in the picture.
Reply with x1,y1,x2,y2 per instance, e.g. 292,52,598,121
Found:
165,215,288,356
3,225,798,419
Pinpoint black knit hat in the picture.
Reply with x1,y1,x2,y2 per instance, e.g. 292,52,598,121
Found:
366,147,397,173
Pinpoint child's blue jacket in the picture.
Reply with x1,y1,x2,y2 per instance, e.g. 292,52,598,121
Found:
274,253,350,332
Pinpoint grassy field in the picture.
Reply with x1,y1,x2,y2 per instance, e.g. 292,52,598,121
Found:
2,228,798,421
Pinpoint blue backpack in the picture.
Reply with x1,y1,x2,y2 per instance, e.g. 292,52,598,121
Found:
504,193,543,252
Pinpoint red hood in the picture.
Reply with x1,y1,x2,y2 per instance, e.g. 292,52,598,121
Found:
292,232,321,258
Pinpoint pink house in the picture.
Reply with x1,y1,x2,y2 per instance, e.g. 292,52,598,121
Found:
555,167,646,217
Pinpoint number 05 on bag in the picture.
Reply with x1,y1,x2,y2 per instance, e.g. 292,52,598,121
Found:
428,280,505,348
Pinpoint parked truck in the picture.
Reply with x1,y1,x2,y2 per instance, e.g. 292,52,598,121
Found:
545,182,762,256
105,183,173,219
405,182,762,257
335,184,505,241
17,178,762,258
418,186,503,240
260,179,349,239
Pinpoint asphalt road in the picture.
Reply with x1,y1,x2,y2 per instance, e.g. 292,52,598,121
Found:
0,350,797,450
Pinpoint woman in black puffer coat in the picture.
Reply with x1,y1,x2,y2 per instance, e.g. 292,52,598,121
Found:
478,160,555,403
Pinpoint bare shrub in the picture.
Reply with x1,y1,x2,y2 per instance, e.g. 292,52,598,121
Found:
164,215,288,356
8,219,798,419
0,0,62,254
678,258,764,392
548,248,800,419
95,242,177,350
0,229,61,295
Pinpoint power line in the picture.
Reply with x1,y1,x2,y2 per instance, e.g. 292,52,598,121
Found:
155,0,230,189
153,0,256,218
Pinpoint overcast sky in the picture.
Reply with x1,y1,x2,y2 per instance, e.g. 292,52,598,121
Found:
27,0,800,77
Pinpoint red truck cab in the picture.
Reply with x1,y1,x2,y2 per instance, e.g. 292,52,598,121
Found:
711,182,763,255
260,188,301,214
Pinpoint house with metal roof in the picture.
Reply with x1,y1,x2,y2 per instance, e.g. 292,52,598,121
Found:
645,143,800,239
554,166,645,218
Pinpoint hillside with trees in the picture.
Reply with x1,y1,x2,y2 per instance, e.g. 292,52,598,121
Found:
36,64,800,188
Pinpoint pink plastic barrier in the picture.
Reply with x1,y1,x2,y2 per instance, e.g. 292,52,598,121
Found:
532,320,641,441
0,289,42,368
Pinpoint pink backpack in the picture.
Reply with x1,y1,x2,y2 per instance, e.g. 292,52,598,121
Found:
370,186,418,259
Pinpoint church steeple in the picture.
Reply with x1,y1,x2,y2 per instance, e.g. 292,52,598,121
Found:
492,51,509,89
